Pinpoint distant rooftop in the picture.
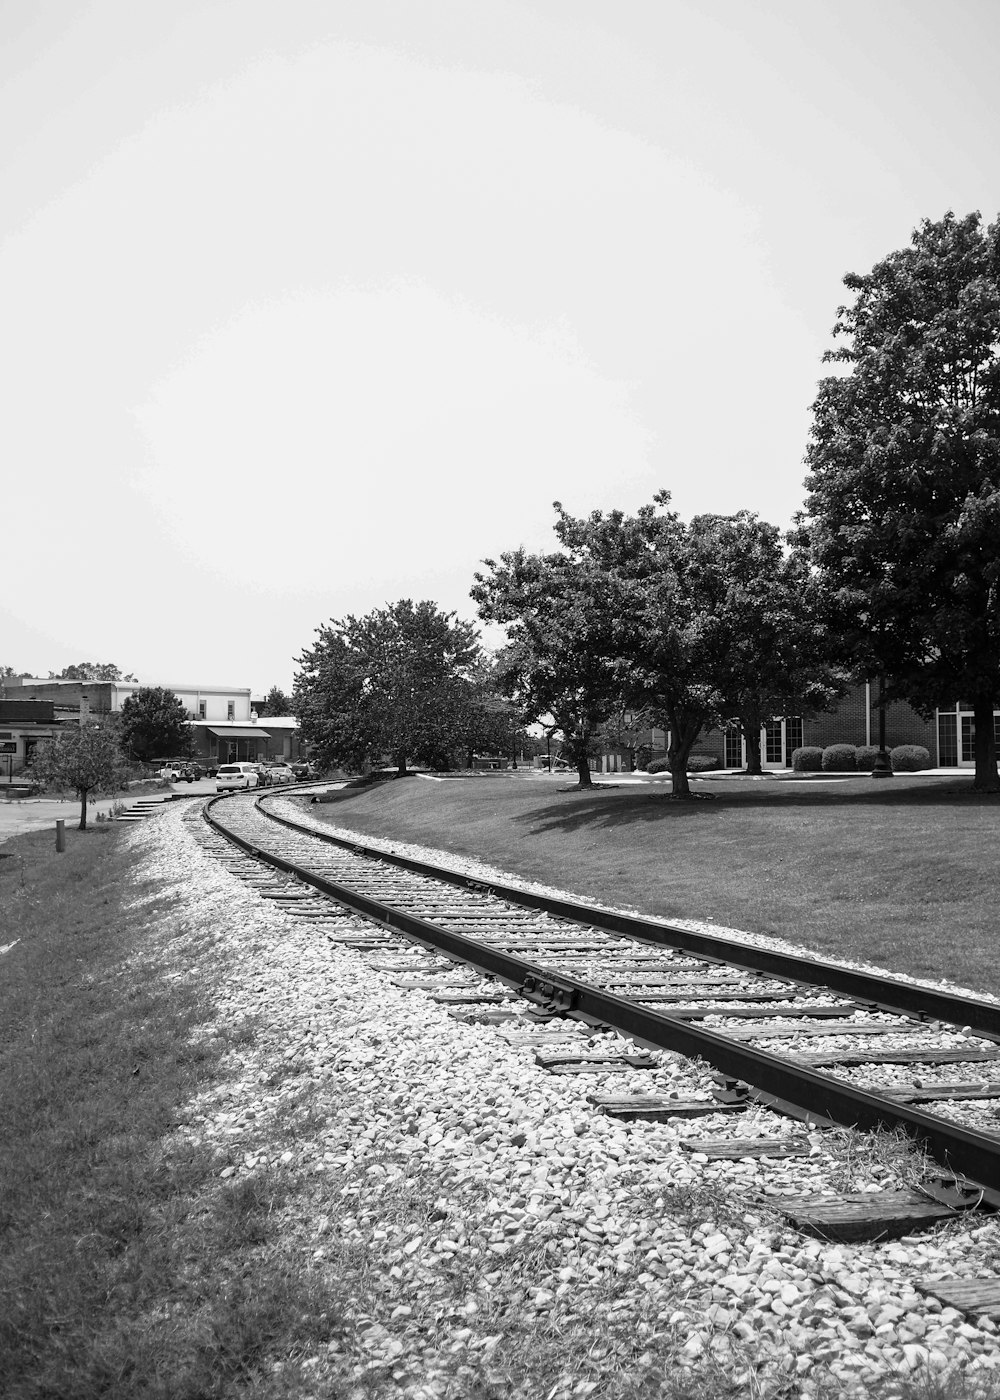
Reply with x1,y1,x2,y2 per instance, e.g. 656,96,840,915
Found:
9,677,250,692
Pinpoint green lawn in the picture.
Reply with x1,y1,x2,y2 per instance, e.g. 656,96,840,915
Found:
300,771,1000,999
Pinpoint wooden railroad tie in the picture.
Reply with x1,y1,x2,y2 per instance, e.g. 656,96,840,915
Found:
535,1049,657,1074
680,1136,811,1160
882,1082,1000,1103
772,1189,960,1242
794,1046,1000,1067
626,997,857,1011
726,1021,915,1040
447,1007,528,1024
915,1279,1000,1321
588,1093,745,1121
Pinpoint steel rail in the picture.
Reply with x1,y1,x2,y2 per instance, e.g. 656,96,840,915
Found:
203,791,1000,1202
256,790,1000,1040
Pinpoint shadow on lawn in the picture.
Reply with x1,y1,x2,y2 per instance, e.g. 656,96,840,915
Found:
514,777,995,837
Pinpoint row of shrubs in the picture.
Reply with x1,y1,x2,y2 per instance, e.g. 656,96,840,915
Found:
646,755,720,774
644,746,933,774
791,744,932,773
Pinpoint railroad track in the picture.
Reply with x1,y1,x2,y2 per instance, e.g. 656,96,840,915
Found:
195,784,1000,1267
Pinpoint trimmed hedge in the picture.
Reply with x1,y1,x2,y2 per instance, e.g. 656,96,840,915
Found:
854,745,879,771
791,746,823,772
822,744,857,772
645,754,720,774
891,744,932,772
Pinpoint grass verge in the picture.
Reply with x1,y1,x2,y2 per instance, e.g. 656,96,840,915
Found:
0,825,333,1400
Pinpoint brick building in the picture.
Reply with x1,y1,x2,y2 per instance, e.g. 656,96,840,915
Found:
598,683,995,772
5,677,303,767
0,700,63,784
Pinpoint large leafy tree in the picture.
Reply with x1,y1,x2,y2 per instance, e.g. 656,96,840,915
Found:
472,546,622,788
31,722,130,830
118,687,193,764
800,210,1000,791
293,600,482,775
550,496,718,797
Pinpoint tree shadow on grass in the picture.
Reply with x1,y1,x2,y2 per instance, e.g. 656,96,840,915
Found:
512,777,996,837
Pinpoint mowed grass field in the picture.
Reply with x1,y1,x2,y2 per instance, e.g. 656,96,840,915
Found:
301,770,1000,999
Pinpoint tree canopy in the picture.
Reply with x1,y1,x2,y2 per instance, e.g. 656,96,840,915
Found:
293,600,483,775
679,512,845,774
50,662,137,681
472,544,622,787
118,687,193,764
549,494,726,796
800,210,1000,790
31,722,130,829
258,686,291,716
476,497,843,794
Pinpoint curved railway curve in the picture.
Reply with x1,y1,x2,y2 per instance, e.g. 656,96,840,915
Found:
200,785,1000,1218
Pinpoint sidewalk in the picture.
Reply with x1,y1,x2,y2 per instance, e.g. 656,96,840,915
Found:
0,794,160,845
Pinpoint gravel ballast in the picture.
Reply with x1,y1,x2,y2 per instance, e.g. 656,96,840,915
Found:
122,802,1000,1397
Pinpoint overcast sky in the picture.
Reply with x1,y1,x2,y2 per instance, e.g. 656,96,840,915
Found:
3,0,998,695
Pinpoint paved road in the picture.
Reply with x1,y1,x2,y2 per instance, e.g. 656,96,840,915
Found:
0,776,219,845
0,792,155,845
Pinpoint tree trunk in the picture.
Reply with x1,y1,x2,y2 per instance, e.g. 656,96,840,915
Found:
395,753,408,777
78,786,89,831
576,754,593,788
669,755,691,797
666,711,703,799
972,696,1000,792
741,707,763,775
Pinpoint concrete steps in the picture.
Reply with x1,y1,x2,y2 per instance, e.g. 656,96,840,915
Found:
114,797,171,823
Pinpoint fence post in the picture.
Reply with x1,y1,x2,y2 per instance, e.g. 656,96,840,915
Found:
55,819,65,852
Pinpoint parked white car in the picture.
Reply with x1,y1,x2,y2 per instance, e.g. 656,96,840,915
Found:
157,762,194,782
264,763,295,785
216,763,260,791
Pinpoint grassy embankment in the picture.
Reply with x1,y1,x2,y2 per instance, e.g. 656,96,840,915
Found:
0,825,337,1400
301,770,1000,998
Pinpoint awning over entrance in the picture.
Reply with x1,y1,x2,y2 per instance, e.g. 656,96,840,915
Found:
207,727,267,740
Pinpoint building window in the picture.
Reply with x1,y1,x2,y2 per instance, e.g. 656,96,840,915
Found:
763,720,784,765
724,725,742,768
786,717,803,764
198,700,206,719
227,701,235,721
962,715,975,764
938,714,958,766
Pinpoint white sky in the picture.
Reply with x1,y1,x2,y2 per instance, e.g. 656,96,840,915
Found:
3,0,998,694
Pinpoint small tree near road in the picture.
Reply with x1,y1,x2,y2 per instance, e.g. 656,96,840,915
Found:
119,688,193,765
31,723,130,830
